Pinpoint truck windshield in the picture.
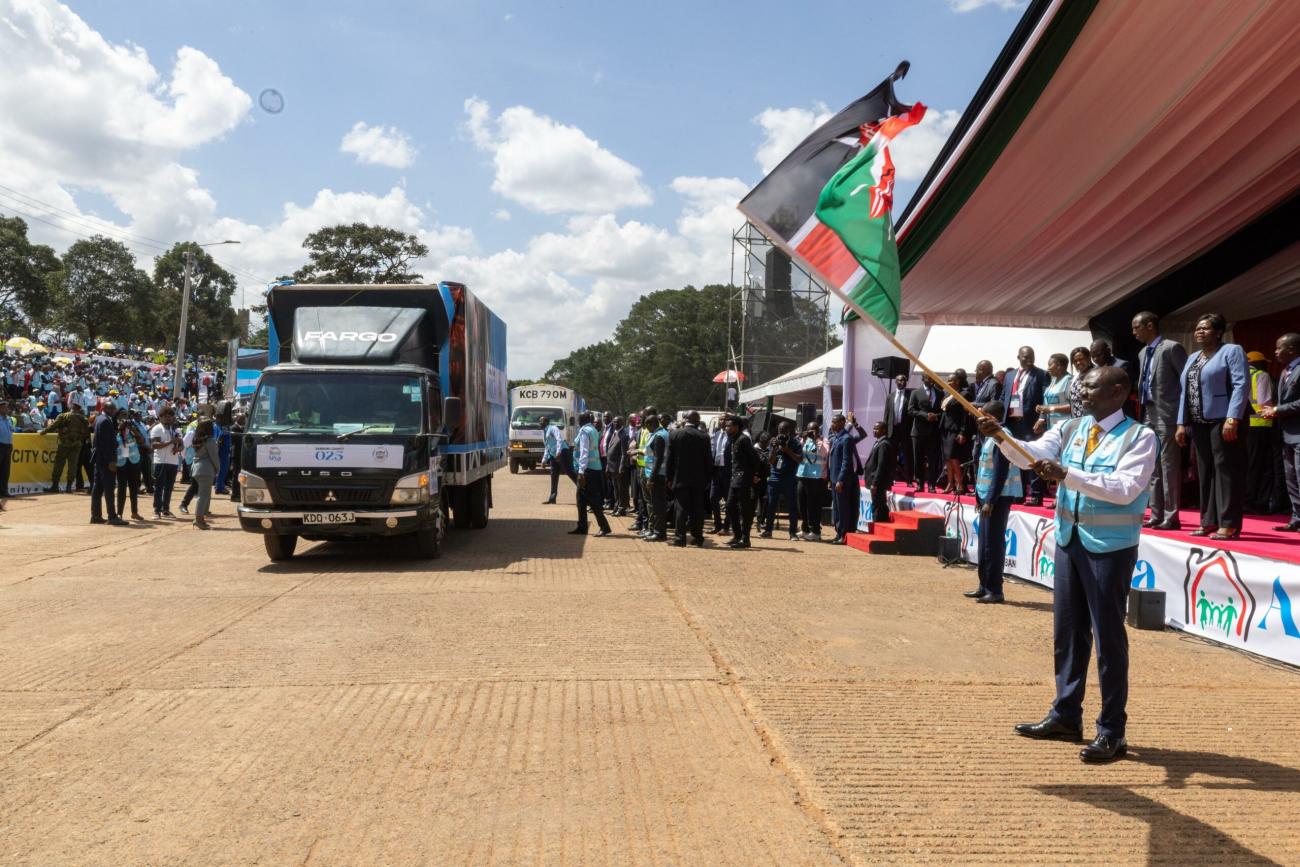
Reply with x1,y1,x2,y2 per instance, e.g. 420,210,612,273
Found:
248,372,425,436
511,407,561,430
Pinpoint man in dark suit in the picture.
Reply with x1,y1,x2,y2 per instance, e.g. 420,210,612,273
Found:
863,421,897,523
886,373,912,484
708,417,732,534
1132,311,1188,529
90,404,127,526
907,375,942,493
1092,338,1138,419
665,411,712,547
725,416,759,548
828,411,866,544
1260,333,1300,531
1002,346,1050,505
605,416,630,516
971,359,1002,461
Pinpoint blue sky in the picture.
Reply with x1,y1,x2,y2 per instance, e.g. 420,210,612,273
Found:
1,0,1025,374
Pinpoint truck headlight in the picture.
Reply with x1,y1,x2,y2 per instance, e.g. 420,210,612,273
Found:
390,471,431,505
240,471,270,505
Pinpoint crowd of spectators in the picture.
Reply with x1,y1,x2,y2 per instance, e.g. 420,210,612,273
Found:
1,334,246,529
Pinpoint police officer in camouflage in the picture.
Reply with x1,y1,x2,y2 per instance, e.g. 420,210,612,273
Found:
40,403,89,493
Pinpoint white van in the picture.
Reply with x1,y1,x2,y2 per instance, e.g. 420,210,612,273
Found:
508,384,580,473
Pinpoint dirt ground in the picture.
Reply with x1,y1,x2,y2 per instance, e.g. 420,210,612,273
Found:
1,472,1297,865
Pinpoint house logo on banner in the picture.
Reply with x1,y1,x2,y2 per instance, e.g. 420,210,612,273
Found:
1183,548,1256,642
943,499,973,554
1030,518,1054,581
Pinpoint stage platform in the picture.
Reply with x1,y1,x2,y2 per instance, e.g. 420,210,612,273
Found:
853,484,1300,669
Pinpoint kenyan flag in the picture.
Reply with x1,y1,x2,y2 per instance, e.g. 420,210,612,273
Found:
813,103,926,333
737,67,924,335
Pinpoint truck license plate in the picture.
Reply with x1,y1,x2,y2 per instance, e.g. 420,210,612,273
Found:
303,511,355,525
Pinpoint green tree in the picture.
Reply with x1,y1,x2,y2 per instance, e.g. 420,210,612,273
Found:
149,242,240,354
0,216,60,329
544,283,839,414
292,223,428,284
47,236,151,344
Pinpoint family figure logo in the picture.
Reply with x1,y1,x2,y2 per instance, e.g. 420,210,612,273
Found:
1030,518,1054,581
1183,548,1256,642
944,499,972,551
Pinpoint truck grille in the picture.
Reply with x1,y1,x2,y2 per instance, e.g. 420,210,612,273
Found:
273,485,389,508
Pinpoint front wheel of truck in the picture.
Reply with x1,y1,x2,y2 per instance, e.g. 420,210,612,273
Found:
264,534,298,561
413,523,442,559
509,460,519,474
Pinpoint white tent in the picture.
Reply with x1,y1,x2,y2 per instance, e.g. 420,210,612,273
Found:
739,345,842,407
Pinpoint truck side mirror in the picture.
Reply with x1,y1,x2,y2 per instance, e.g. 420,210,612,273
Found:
442,396,462,430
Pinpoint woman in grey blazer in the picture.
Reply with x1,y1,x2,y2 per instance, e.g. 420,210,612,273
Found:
1175,313,1250,540
190,419,220,530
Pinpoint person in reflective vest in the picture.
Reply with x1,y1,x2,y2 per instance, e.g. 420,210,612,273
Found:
641,415,670,541
967,400,1021,604
540,414,574,505
570,411,611,536
977,366,1156,764
1245,351,1276,513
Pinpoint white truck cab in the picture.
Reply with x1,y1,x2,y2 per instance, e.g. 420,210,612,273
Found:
508,384,580,473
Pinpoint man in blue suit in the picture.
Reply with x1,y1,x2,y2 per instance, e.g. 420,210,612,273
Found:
1002,346,1050,505
1260,333,1300,531
828,411,866,544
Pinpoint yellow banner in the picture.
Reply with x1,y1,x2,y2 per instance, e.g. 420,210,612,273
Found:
9,433,60,494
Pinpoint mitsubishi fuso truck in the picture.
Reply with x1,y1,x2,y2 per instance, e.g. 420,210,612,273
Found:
237,283,508,561
507,383,580,473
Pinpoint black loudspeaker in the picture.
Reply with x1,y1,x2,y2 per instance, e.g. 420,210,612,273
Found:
765,248,793,317
796,402,816,429
937,536,964,566
871,355,909,380
1127,587,1166,630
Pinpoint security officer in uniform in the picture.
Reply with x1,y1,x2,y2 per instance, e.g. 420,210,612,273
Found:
977,366,1156,763
41,403,90,493
1244,350,1276,513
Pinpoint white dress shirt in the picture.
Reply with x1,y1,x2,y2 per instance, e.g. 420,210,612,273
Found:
997,409,1156,505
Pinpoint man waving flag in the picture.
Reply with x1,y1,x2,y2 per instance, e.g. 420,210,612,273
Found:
738,62,924,333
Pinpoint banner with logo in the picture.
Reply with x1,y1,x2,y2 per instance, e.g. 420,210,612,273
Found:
888,492,1300,668
255,443,405,469
7,433,59,494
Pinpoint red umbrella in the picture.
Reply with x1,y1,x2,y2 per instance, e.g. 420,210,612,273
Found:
712,369,745,383
150,364,168,373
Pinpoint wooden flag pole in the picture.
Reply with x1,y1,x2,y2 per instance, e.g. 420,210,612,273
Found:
828,285,1037,465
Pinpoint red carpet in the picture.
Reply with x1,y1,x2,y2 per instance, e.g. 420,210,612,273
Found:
889,483,1300,566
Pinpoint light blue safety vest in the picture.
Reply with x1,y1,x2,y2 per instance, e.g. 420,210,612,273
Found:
116,431,141,466
1055,416,1150,554
643,428,668,478
542,424,569,461
975,437,1022,502
577,423,603,472
796,437,824,479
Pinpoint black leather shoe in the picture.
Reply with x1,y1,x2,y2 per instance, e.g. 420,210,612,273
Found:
543,498,556,505
1274,522,1300,533
1190,526,1218,537
689,538,705,547
829,536,846,545
1079,733,1127,763
1153,520,1182,531
976,593,1005,604
593,529,612,537
567,528,587,535
963,588,988,598
671,539,687,547
1142,518,1161,529
1014,716,1083,741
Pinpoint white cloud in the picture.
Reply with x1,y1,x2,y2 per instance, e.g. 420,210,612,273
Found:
339,121,417,168
949,0,1026,11
753,104,832,175
462,96,652,214
208,185,475,285
891,108,961,181
492,208,511,222
0,0,250,243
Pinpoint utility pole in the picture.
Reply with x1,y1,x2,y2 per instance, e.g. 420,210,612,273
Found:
171,240,240,401
173,250,194,398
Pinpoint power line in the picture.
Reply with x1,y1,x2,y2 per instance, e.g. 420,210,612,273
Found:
0,191,274,292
